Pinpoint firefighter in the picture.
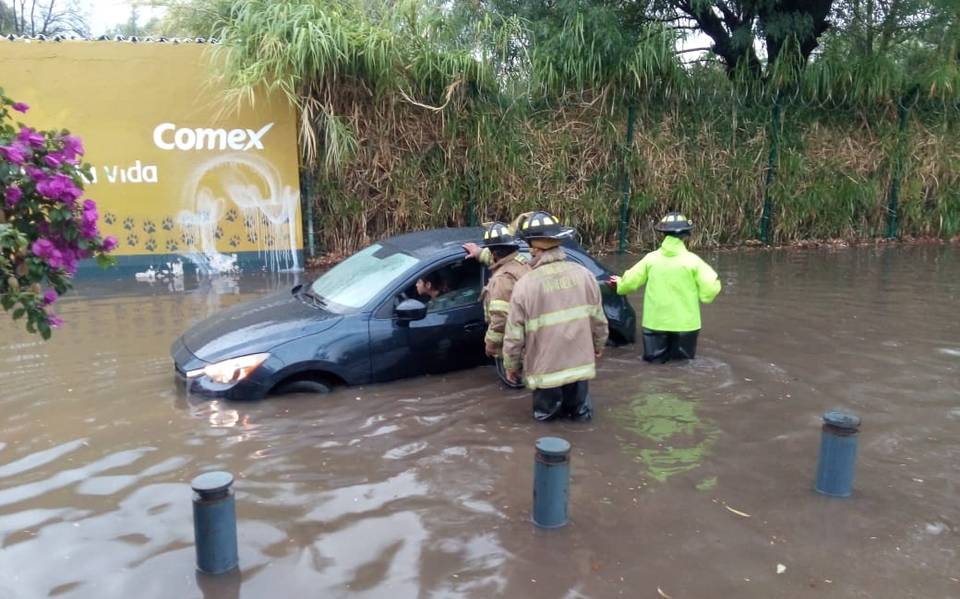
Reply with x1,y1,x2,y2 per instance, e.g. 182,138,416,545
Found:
470,222,532,385
464,218,534,386
501,211,608,422
609,212,721,363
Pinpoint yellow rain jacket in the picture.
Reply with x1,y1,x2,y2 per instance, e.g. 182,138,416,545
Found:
617,236,721,332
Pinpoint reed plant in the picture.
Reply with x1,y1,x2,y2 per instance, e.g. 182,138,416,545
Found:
205,0,960,254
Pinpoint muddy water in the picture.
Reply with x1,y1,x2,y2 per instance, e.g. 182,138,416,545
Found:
1,246,958,599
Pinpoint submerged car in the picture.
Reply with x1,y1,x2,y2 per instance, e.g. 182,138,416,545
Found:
172,227,636,400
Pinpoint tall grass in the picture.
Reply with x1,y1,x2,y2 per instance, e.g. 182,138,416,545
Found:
206,0,960,254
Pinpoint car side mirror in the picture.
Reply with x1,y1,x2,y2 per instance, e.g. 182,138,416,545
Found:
395,298,427,322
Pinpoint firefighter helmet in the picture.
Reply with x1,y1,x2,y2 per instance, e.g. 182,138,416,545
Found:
654,212,694,234
517,211,575,240
481,221,521,248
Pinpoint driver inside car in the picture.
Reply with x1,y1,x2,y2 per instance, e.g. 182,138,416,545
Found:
415,271,449,303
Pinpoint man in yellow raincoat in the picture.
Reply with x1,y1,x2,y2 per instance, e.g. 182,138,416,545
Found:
609,212,721,363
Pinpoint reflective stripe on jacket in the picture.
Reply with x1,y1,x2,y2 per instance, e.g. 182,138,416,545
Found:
502,247,608,389
616,236,721,332
480,251,530,356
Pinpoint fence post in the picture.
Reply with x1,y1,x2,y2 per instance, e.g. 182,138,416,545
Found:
618,104,637,254
301,169,316,259
760,93,782,245
886,87,919,240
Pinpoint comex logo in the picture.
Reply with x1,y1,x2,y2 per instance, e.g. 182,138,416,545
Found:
153,123,274,151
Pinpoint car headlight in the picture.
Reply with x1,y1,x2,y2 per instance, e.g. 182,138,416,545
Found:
187,353,270,385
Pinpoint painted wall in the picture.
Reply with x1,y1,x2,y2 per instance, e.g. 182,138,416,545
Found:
0,41,303,275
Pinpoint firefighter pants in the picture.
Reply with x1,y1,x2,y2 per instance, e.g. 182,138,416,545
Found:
532,380,592,422
642,328,700,363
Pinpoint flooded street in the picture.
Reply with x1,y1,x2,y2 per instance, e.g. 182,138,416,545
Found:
1,246,958,598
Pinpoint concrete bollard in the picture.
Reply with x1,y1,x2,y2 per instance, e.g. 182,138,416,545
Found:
191,471,239,574
533,437,571,528
815,411,861,497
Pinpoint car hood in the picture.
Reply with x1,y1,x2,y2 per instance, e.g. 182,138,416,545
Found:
180,287,343,363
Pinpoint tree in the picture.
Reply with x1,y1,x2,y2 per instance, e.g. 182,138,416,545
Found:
107,6,162,37
3,0,89,37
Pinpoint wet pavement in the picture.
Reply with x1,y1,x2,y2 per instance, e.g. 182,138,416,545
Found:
1,246,958,598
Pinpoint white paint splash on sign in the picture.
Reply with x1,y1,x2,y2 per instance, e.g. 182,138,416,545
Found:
175,153,301,274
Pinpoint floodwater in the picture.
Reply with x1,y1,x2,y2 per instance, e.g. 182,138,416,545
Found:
1,246,958,599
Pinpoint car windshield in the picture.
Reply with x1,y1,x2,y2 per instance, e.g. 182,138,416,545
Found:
310,243,418,310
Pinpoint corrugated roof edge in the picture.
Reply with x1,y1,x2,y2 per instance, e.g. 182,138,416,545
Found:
2,34,219,44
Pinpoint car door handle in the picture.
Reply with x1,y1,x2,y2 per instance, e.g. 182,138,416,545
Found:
464,322,483,333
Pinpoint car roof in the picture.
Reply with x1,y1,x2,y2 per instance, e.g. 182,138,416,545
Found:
380,227,484,260
380,226,588,261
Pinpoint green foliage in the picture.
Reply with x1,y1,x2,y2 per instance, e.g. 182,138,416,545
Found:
170,0,960,253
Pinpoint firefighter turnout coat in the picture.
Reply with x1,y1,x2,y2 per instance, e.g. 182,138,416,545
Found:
480,251,530,356
502,247,608,389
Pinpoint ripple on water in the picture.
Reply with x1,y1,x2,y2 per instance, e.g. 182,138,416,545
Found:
383,441,430,460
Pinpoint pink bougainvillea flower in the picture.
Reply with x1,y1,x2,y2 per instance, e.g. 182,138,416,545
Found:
4,186,22,207
36,173,82,207
31,238,65,270
17,127,45,148
44,153,63,168
102,236,118,252
0,142,28,164
12,102,29,113
61,135,84,163
47,313,64,328
42,290,58,305
26,166,46,181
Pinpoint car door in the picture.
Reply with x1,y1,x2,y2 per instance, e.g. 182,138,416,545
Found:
368,257,486,383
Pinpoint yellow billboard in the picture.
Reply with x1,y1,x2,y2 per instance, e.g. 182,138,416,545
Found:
0,40,303,274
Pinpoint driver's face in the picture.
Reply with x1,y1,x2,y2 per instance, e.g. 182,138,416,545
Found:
416,278,436,298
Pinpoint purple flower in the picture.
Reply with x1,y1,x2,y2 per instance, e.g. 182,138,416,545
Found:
44,153,63,168
36,173,82,207
47,312,64,328
83,199,96,211
4,186,22,207
102,236,118,252
0,142,28,165
12,102,29,113
26,166,46,181
42,290,58,305
32,238,55,256
61,135,84,163
17,127,45,149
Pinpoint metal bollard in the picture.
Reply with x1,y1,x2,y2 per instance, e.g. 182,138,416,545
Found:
815,411,861,497
533,437,571,528
192,471,239,574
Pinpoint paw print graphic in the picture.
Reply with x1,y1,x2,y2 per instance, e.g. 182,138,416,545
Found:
165,239,179,252
161,217,174,231
228,235,240,248
246,231,257,243
103,212,117,225
243,215,255,229
126,233,139,247
225,209,238,222
180,232,196,246
215,225,224,240
142,219,157,234
144,238,157,252
259,214,270,227
264,236,275,248
123,217,136,230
